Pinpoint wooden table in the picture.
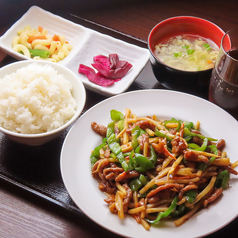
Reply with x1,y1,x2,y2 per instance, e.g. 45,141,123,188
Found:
0,0,238,237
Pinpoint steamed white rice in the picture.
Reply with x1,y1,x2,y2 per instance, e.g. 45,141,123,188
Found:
0,63,77,134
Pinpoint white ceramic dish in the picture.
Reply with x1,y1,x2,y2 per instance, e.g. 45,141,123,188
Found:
0,60,86,146
0,5,150,96
60,89,238,238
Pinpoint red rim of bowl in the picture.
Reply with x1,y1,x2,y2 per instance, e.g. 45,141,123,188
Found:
148,16,226,72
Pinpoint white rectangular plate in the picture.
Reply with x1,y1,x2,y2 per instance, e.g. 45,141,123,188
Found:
0,6,150,96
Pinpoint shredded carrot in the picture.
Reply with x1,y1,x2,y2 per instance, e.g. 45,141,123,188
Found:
27,35,46,43
115,171,127,181
207,60,212,64
164,146,177,160
38,26,43,33
53,34,60,41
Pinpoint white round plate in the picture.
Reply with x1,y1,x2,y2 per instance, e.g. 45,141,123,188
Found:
60,89,238,238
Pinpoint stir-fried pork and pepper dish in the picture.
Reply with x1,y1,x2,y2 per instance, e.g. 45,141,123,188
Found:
90,109,238,230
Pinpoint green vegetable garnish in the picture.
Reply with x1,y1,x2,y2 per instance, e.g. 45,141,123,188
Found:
188,137,208,151
215,170,230,189
185,189,196,203
182,45,189,49
187,49,195,54
29,49,50,58
183,128,217,142
174,52,182,57
146,197,178,224
110,109,124,121
203,43,212,51
164,118,181,131
155,128,172,141
90,138,107,167
106,120,128,171
129,174,148,192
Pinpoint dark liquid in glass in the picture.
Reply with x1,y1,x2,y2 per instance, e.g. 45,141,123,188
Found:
209,49,238,119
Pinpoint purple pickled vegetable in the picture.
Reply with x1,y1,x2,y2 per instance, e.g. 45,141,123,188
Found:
79,53,133,87
78,64,114,87
116,60,128,68
93,55,111,69
109,54,119,69
114,61,133,78
92,63,115,78
92,60,133,79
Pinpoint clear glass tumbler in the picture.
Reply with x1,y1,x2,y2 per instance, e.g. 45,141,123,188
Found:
209,28,238,119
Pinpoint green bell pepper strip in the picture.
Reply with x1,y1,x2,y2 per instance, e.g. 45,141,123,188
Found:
108,141,128,171
183,128,217,141
215,169,230,189
129,174,148,192
197,162,207,171
185,189,196,203
128,150,138,170
188,143,200,150
110,109,124,121
208,144,218,163
197,144,219,171
131,126,141,149
146,196,178,224
106,121,115,139
29,49,50,58
135,145,141,154
155,128,172,141
164,118,181,131
149,145,157,165
128,145,156,171
174,121,193,141
170,203,186,217
117,119,124,131
134,153,155,173
183,121,194,130
110,153,117,159
108,141,122,155
90,138,107,168
106,125,128,171
107,133,120,144
188,137,208,151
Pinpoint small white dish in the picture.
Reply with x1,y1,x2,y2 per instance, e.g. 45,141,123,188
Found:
0,60,86,146
60,89,238,238
0,6,150,96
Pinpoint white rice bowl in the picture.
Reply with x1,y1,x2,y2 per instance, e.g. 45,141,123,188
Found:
0,60,86,145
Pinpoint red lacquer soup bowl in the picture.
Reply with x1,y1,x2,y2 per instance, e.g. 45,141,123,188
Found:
148,16,225,95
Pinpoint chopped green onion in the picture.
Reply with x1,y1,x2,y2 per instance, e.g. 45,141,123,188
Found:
203,43,212,51
187,49,195,54
182,45,189,49
174,52,182,57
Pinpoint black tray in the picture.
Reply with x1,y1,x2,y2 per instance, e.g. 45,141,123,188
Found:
0,11,162,213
